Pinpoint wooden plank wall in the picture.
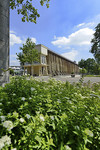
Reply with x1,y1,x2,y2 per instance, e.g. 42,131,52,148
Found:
47,51,79,75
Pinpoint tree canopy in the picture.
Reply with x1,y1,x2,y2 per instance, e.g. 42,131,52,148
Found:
78,58,100,75
17,38,40,65
10,0,50,23
90,23,100,64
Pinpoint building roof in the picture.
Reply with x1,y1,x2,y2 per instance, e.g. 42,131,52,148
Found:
36,44,78,66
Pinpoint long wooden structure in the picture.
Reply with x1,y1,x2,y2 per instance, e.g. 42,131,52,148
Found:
24,44,79,76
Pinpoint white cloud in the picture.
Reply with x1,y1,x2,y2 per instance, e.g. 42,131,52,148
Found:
52,28,94,47
10,32,22,46
10,30,37,46
77,23,85,28
76,22,95,29
76,14,100,29
61,50,78,61
31,37,37,43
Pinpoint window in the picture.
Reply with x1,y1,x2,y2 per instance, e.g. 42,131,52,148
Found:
41,55,46,64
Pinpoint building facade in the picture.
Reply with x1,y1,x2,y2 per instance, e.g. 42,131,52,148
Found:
24,44,79,76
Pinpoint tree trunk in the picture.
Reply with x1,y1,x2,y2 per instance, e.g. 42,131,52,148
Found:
0,0,9,86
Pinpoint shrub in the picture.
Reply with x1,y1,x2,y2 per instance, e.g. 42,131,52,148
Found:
0,76,100,149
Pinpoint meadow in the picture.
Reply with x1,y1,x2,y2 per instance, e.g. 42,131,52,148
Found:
0,76,100,150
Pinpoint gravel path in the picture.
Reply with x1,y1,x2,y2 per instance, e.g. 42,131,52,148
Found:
34,75,100,84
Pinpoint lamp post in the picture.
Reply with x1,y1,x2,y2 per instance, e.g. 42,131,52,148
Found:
0,0,9,85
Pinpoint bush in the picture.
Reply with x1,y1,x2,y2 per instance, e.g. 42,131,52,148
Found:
0,76,100,149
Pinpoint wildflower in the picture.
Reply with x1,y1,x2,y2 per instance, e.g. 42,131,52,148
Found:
0,135,11,149
26,114,31,119
50,116,54,120
20,118,25,123
13,93,16,96
84,128,93,137
8,113,11,116
29,97,32,100
0,116,5,122
11,148,17,150
1,135,11,145
31,87,35,91
21,97,25,101
0,140,4,150
2,120,14,131
65,145,71,150
57,99,61,103
13,112,18,118
40,115,45,121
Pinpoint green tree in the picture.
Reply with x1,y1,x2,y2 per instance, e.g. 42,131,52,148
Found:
78,59,86,68
90,23,100,64
78,58,100,75
0,0,50,85
79,68,87,77
10,0,50,23
85,58,96,74
17,38,40,65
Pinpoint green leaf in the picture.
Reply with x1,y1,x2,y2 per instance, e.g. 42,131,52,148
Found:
84,128,93,137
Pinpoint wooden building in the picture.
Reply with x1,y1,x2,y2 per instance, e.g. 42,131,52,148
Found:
24,44,79,76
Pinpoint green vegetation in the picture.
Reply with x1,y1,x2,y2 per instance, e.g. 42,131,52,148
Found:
0,76,100,149
17,38,40,65
78,58,100,75
10,0,50,23
91,23,100,64
85,75,100,77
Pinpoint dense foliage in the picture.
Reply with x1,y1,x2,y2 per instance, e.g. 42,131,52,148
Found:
17,38,40,65
10,0,50,23
90,23,100,64
78,58,100,75
0,76,100,149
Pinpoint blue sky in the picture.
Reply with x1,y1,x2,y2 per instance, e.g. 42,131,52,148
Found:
10,0,100,66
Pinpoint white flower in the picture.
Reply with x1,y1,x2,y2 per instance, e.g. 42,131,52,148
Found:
57,99,61,103
2,120,14,131
11,148,17,150
29,97,32,100
0,103,2,105
0,135,11,149
21,97,25,101
13,93,16,96
20,118,25,123
8,113,11,116
1,135,11,145
26,114,31,119
40,115,45,121
0,109,2,112
0,141,4,150
65,145,71,150
50,116,54,120
0,116,5,122
13,112,18,118
31,87,35,91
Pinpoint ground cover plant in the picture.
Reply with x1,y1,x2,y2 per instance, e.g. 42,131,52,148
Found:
0,76,100,150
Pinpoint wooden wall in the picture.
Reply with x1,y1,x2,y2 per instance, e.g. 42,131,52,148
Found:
47,51,79,75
